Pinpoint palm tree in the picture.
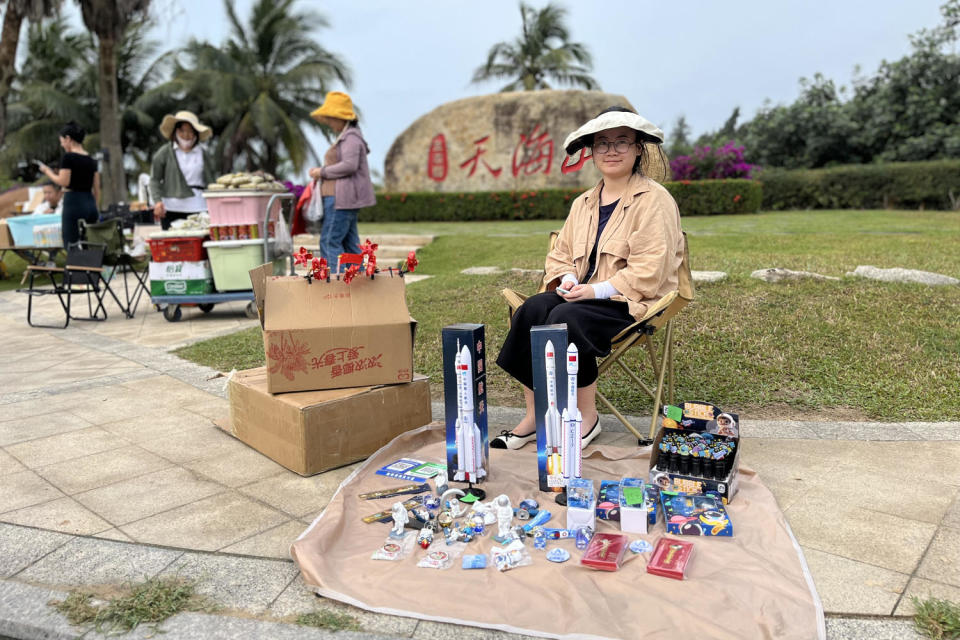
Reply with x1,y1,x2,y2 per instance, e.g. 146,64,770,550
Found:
140,0,351,176
471,1,598,92
0,0,62,145
78,0,150,205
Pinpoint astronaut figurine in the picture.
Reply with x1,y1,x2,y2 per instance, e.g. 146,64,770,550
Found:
494,494,514,542
434,468,449,495
390,501,409,538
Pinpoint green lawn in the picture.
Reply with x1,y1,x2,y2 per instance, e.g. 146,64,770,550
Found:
175,210,960,421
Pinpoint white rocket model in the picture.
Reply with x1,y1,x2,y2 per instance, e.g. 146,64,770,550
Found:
454,343,485,482
544,340,562,476
561,343,583,482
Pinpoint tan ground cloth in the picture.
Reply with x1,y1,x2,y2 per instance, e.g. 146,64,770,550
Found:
292,424,825,640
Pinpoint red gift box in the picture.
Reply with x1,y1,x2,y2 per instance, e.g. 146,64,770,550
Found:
647,537,695,580
580,533,628,571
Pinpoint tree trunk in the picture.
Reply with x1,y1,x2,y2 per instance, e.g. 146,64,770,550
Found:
97,32,125,205
0,2,25,146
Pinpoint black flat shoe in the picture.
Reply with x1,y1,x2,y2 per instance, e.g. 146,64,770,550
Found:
490,430,536,450
581,418,602,449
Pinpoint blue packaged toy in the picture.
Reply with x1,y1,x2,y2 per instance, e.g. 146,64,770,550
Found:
660,491,733,537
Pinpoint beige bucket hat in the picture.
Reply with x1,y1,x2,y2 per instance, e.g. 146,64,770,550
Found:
563,111,664,155
159,110,212,142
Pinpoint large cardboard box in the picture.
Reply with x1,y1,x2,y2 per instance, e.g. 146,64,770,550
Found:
224,367,432,476
250,264,416,393
0,219,13,249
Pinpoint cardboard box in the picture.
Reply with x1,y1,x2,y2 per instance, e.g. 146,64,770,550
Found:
531,324,568,493
224,367,432,476
249,264,417,393
0,219,13,249
441,324,489,486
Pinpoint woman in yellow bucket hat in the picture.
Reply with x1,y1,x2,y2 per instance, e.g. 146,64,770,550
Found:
307,91,376,270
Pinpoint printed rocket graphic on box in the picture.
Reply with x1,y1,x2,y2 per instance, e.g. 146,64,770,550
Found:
442,324,489,486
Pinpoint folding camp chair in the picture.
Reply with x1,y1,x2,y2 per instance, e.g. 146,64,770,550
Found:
19,243,109,328
502,231,694,443
79,218,148,318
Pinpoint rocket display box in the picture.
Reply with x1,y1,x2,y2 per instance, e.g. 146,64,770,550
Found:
249,263,417,393
648,403,742,503
441,324,489,486
531,324,569,493
597,480,660,527
223,367,431,476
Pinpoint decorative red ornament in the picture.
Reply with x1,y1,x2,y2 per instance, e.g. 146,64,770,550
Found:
365,254,378,277
360,239,379,258
342,264,360,284
405,251,418,273
293,246,313,267
311,257,329,281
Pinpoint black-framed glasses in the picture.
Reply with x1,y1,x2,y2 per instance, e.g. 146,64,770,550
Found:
592,140,636,154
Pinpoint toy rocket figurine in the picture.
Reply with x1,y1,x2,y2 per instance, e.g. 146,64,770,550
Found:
544,340,562,476
454,343,485,483
561,343,583,482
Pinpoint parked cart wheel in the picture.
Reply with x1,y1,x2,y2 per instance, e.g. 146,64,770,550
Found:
245,301,258,319
163,304,183,322
199,303,215,313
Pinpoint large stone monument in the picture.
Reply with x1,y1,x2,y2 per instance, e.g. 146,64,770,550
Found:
384,90,667,193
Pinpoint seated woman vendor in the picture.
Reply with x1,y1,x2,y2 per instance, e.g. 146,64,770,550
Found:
493,107,685,450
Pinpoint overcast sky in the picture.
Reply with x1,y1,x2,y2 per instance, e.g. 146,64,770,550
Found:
67,0,947,178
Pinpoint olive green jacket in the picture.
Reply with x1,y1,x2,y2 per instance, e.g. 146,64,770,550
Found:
149,143,216,200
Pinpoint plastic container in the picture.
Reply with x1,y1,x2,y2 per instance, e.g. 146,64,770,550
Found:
6,213,61,246
203,191,281,227
203,238,275,291
148,232,208,262
32,223,63,247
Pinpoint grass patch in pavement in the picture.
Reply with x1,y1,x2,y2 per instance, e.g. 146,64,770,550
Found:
296,610,362,631
51,577,213,635
175,209,960,421
913,596,960,640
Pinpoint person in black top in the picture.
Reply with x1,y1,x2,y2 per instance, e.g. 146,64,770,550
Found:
37,121,100,247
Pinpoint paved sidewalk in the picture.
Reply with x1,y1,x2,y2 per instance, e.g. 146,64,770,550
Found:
0,290,957,638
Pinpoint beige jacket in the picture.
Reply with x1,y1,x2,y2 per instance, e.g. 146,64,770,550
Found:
543,173,684,321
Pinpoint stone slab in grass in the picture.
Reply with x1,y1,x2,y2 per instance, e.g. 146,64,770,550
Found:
692,270,727,282
847,265,959,286
751,267,840,282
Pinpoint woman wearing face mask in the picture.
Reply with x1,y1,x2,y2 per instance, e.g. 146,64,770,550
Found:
149,111,216,230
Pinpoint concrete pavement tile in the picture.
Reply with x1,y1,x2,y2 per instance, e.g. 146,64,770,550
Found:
808,421,922,441
0,449,25,476
182,397,231,421
137,426,247,464
0,411,93,446
98,408,215,442
801,546,907,615
0,396,79,421
184,446,287,488
824,617,924,640
0,470,63,513
120,491,288,551
413,620,531,640
237,464,360,518
0,496,112,535
220,520,305,559
268,579,420,636
159,552,298,613
895,577,960,615
16,536,182,586
869,441,960,485
94,527,134,542
68,390,171,424
0,523,72,577
5,426,129,468
944,495,960,529
37,445,171,495
903,422,960,441
786,489,937,574
916,526,960,587
122,375,220,403
739,421,820,439
73,466,225,525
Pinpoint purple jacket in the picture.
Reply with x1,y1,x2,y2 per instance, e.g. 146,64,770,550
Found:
320,126,377,210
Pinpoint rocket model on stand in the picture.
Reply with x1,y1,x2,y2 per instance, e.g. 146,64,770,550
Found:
453,343,485,484
544,340,563,478
561,343,583,483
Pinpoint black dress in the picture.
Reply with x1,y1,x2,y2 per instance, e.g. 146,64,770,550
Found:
60,152,99,247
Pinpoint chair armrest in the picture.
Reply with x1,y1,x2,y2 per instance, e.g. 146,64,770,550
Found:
65,265,104,273
501,288,529,315
25,265,64,273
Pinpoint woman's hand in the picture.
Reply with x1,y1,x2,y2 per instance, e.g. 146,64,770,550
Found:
308,167,323,181
555,280,575,297
559,284,595,301
153,201,166,220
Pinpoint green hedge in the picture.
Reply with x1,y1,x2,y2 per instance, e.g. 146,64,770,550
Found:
361,179,762,222
759,160,960,210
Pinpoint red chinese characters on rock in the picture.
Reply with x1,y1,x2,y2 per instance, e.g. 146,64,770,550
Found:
459,136,502,178
512,124,553,177
561,147,593,174
427,134,448,182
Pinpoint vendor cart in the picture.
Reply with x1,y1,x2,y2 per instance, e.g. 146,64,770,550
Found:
150,191,293,322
